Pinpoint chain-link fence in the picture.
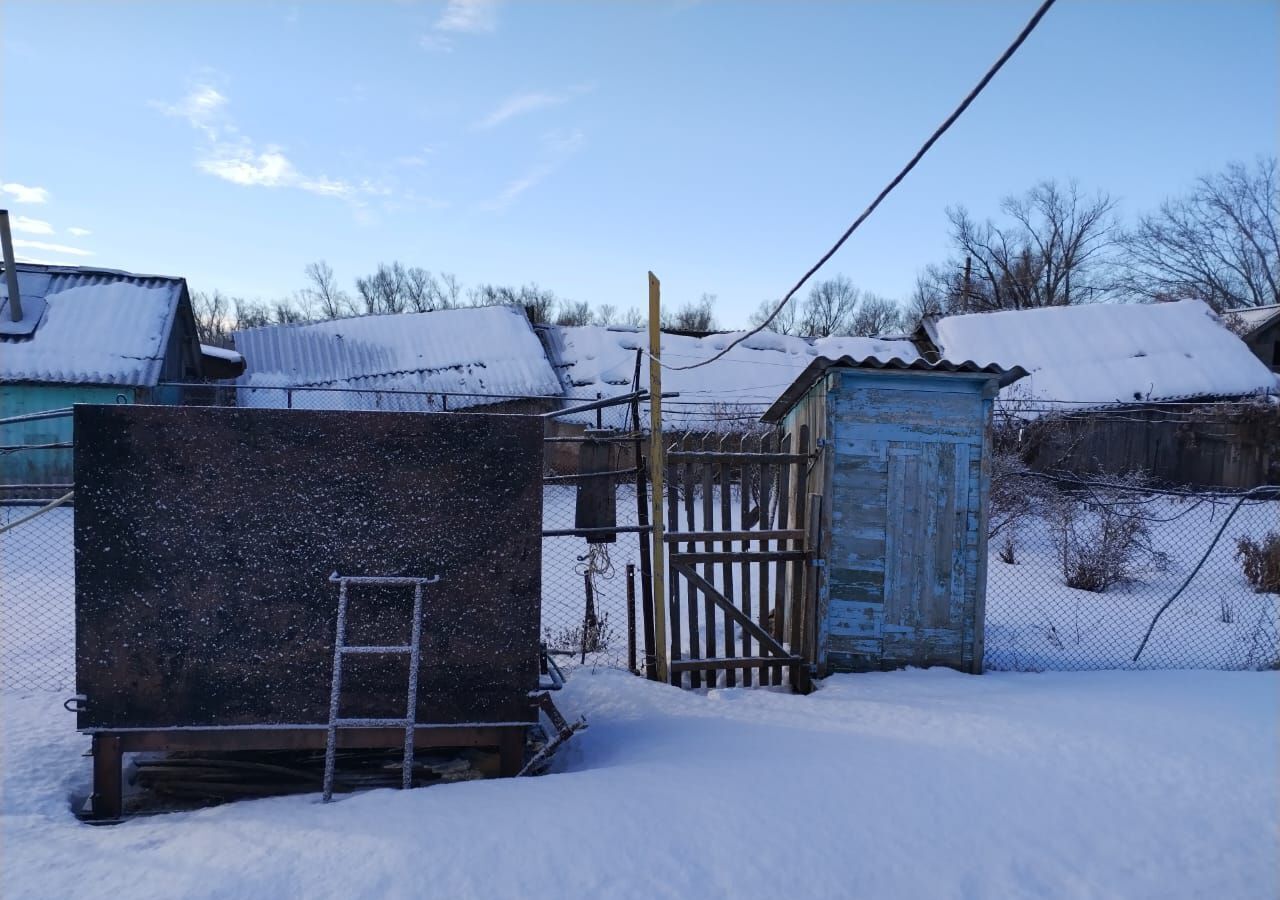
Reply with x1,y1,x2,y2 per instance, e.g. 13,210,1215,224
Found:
984,470,1279,672
3,390,1277,691
1,500,75,690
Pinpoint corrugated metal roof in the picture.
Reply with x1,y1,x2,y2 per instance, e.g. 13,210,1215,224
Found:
1229,303,1280,338
232,305,563,409
929,299,1277,406
761,355,1027,422
0,264,188,386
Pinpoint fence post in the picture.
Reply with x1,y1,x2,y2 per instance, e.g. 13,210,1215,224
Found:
647,272,668,683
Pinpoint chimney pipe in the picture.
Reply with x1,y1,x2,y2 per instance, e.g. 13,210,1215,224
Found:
0,209,22,322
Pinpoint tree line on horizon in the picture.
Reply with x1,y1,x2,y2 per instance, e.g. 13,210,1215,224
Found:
194,156,1278,348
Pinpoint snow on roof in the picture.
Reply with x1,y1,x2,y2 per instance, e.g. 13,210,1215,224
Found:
199,344,243,364
0,265,187,386
930,299,1276,407
232,305,563,411
1228,303,1280,337
543,325,920,427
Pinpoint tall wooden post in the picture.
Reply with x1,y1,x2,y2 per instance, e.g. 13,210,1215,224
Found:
647,272,668,682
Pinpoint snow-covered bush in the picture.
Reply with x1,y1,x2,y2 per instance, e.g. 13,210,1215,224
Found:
1236,533,1280,594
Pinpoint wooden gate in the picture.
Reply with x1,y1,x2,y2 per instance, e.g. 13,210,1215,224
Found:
662,428,821,692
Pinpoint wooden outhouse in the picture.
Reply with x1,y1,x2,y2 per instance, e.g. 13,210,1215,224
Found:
763,357,1025,675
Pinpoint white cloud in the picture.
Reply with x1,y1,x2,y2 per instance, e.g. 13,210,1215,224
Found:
2,183,50,204
435,0,497,33
67,227,92,237
477,92,567,129
13,238,93,257
157,82,376,204
483,128,585,212
421,0,498,51
10,215,54,236
153,84,229,140
197,143,358,198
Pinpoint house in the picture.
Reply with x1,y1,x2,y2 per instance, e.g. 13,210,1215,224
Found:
232,305,564,414
915,300,1279,487
1228,303,1280,374
0,263,244,488
539,324,921,430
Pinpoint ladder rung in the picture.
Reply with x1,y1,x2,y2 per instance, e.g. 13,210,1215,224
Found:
333,717,413,728
340,645,413,655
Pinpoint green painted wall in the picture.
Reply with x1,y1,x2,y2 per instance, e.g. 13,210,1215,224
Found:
1,384,137,486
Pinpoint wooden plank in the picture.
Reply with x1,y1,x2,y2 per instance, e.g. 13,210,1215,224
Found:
670,561,792,660
91,734,123,820
670,656,802,673
798,494,822,693
665,451,810,464
771,433,792,686
670,551,809,564
682,452,701,689
719,434,736,688
701,433,716,685
634,461,658,680
666,451,682,686
883,443,907,627
757,432,774,686
788,425,809,691
664,529,804,543
739,436,753,686
112,725,519,753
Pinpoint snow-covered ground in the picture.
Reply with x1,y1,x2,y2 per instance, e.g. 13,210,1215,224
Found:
2,668,1277,898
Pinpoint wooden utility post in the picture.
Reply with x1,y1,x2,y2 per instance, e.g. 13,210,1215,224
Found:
647,272,668,682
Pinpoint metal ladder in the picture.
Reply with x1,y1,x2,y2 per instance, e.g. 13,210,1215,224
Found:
322,572,440,803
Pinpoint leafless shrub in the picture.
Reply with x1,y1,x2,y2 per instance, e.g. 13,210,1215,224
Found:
1048,477,1165,592
1236,532,1280,594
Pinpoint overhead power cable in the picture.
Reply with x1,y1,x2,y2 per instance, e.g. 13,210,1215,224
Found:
663,0,1059,371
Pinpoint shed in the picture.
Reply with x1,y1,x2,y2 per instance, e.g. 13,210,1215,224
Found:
763,356,1025,674
0,263,243,487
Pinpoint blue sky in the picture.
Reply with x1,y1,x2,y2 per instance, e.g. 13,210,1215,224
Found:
2,1,1276,326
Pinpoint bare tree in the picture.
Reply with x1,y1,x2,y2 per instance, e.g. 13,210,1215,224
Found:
801,276,860,336
594,303,619,326
849,293,903,336
662,293,717,332
469,282,559,323
940,180,1119,313
621,307,645,328
300,260,351,319
356,262,409,315
555,299,593,326
749,296,800,335
271,299,307,324
436,272,462,308
233,297,272,331
1119,157,1279,310
403,266,439,313
903,268,948,331
191,290,231,346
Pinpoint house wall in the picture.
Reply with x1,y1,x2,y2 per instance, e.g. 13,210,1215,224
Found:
0,384,137,489
1245,319,1280,372
800,370,995,674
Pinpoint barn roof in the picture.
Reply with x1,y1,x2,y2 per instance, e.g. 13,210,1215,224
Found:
541,324,921,427
925,300,1276,407
232,305,563,410
0,263,191,386
761,356,1026,423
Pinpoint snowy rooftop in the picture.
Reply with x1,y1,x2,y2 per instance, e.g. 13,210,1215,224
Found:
233,305,563,410
1228,303,1280,337
0,264,189,387
541,325,920,427
929,300,1277,406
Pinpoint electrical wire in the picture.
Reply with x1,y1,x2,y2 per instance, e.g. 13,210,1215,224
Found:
660,0,1060,372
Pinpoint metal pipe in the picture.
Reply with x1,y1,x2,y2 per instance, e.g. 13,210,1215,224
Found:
540,524,652,538
0,408,74,427
0,210,21,322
